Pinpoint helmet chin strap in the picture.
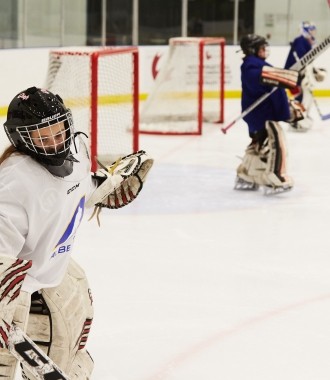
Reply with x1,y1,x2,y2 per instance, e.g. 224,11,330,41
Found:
40,157,74,178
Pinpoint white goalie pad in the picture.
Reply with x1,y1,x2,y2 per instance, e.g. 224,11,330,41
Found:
0,255,32,348
262,121,293,188
23,258,94,380
0,255,32,379
236,144,267,185
237,122,293,189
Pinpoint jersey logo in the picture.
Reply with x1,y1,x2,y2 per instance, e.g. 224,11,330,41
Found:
67,183,80,194
51,196,85,259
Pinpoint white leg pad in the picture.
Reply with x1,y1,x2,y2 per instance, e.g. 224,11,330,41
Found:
0,254,32,380
236,143,267,185
261,121,293,188
0,291,31,379
237,122,293,188
23,258,94,380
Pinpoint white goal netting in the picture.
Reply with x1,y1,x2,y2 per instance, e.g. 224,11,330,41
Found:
45,47,139,170
140,37,225,135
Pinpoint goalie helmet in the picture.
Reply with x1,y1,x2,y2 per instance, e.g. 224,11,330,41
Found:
240,34,268,56
301,21,316,41
4,87,74,166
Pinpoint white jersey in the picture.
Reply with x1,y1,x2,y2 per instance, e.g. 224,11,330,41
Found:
0,139,96,293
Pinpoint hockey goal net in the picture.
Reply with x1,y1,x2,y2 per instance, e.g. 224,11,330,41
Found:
45,47,139,171
140,37,225,135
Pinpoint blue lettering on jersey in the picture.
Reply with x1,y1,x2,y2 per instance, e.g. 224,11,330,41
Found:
51,196,85,259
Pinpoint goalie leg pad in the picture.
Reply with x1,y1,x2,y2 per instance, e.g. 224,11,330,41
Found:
68,349,94,379
301,88,314,119
236,142,267,187
23,258,94,379
0,255,32,379
237,122,293,189
0,350,17,379
261,121,294,188
0,255,32,344
0,290,31,379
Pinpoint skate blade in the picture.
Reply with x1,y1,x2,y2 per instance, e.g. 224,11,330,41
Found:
234,185,260,191
234,177,259,191
263,185,293,196
289,126,309,133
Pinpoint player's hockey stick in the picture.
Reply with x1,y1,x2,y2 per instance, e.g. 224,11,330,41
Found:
221,35,330,134
7,323,69,380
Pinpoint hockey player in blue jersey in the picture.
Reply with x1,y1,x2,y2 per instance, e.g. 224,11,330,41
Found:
285,21,316,72
235,34,304,194
284,21,326,130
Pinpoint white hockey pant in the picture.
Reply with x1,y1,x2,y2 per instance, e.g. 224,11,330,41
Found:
299,65,315,124
237,121,293,188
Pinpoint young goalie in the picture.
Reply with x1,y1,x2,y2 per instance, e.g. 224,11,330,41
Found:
0,87,153,379
236,34,305,194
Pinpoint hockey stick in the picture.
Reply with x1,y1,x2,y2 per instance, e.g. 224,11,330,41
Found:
221,35,330,134
7,323,69,379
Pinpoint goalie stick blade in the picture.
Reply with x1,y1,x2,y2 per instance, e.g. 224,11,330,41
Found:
8,324,69,380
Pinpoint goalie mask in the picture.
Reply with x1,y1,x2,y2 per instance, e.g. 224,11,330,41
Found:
240,34,268,57
301,21,316,41
4,87,74,166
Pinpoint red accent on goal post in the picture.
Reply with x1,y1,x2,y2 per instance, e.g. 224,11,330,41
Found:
91,52,98,171
219,38,225,123
198,41,203,135
132,49,139,153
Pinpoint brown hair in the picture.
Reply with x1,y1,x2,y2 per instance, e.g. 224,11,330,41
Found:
0,145,21,166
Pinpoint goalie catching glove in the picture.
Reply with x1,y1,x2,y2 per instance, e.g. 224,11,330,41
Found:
312,67,327,82
87,150,154,211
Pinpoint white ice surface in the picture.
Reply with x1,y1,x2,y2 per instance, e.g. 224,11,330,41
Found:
12,98,330,379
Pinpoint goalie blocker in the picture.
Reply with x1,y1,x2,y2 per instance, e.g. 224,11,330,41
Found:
260,66,299,89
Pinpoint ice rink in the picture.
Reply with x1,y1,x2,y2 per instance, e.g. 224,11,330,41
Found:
11,97,330,379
